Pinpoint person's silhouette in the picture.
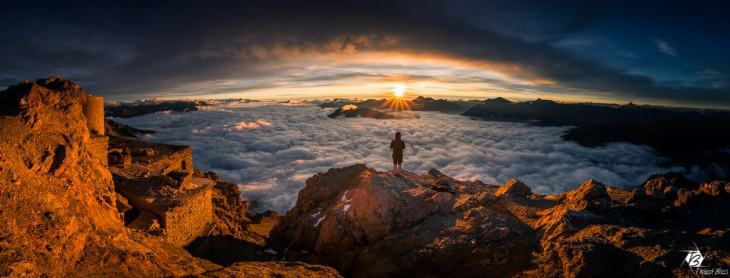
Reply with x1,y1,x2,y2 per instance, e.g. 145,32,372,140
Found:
390,131,405,173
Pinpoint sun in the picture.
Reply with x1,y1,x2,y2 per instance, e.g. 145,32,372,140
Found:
392,84,405,98
384,84,411,111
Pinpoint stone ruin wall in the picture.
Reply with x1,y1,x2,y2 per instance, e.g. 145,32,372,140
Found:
163,187,213,246
83,94,108,165
83,95,105,136
146,147,193,175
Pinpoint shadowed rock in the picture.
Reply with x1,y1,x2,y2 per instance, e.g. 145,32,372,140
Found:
272,165,730,277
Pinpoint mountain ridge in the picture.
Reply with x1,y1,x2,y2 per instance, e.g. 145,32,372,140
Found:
270,164,730,277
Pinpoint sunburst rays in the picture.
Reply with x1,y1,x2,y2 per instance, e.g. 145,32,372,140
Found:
382,97,412,111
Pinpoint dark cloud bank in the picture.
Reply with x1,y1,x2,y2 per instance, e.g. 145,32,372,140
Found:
1,1,729,107
115,102,699,213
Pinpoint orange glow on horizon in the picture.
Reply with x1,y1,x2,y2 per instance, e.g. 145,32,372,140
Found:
169,47,580,104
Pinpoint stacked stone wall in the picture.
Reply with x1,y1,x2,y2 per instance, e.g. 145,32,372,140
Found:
163,187,212,246
147,147,193,175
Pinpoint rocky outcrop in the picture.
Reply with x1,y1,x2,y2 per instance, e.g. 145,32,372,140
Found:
495,178,531,197
271,165,730,277
194,170,254,241
0,77,210,276
0,77,338,277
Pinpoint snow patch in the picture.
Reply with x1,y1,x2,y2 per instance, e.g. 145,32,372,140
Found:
264,248,277,255
314,215,326,227
340,190,350,202
340,190,353,213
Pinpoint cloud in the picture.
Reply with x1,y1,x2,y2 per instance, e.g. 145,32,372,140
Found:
231,119,272,131
115,102,698,213
655,39,677,56
2,1,729,108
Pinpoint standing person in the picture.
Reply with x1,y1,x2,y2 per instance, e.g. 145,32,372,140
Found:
390,131,405,173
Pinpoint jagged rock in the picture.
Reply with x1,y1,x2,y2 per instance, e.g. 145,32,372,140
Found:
699,181,728,196
115,192,133,220
0,77,215,276
0,77,338,277
495,178,531,197
248,211,280,242
271,165,535,277
427,168,446,178
428,170,456,193
565,179,609,211
194,170,254,242
273,166,730,277
640,172,694,199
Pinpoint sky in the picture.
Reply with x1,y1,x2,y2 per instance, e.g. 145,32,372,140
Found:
2,0,730,108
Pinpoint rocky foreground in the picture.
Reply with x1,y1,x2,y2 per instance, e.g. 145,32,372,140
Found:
0,77,338,277
271,165,730,277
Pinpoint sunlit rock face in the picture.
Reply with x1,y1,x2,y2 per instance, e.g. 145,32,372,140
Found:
0,77,212,276
271,164,730,277
0,77,341,277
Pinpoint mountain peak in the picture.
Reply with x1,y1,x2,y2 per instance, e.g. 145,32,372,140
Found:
483,97,512,104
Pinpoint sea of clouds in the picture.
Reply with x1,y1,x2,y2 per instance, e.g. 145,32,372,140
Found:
115,102,692,213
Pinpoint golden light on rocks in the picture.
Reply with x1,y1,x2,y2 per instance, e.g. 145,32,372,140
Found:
342,104,359,111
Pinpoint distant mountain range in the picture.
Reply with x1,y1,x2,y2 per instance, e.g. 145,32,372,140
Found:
105,99,260,118
320,96,481,113
464,98,730,179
